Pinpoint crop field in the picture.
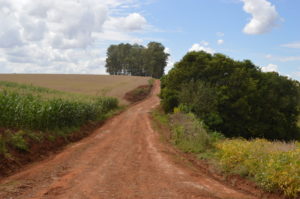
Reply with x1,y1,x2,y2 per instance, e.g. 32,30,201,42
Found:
0,74,153,177
0,74,151,104
0,79,119,157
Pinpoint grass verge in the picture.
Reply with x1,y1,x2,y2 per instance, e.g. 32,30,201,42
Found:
152,108,300,198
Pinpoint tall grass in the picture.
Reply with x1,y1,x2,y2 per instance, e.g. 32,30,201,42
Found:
169,112,224,153
170,112,211,153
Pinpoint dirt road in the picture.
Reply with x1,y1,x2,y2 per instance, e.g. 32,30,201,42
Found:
0,81,258,199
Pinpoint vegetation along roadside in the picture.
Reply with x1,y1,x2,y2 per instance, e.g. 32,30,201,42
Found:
158,50,300,198
124,79,154,103
152,108,300,198
0,81,119,177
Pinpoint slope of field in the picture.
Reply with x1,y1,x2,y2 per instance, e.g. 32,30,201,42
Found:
0,74,151,104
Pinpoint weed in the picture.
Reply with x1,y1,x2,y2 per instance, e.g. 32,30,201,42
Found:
0,135,7,155
215,139,300,197
170,112,213,153
148,78,154,86
8,131,28,151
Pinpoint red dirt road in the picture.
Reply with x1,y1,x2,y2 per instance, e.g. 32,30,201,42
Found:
0,81,258,199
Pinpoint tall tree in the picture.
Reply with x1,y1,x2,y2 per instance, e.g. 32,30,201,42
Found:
161,51,300,141
105,42,169,78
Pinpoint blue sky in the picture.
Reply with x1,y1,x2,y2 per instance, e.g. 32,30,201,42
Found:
1,0,300,80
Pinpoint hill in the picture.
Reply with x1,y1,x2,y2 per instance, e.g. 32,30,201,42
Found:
0,74,151,104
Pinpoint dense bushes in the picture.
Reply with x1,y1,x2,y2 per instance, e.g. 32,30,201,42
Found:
0,90,118,131
160,51,300,140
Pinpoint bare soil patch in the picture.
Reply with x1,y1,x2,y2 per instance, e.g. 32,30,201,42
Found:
0,112,121,178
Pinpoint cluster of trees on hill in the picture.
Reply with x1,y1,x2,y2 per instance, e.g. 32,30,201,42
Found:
105,42,169,78
160,51,300,141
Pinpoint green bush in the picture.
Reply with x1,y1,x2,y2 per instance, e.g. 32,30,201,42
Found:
170,112,215,153
160,88,179,113
8,131,28,151
0,135,7,155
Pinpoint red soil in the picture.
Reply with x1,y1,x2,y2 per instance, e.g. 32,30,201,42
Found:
0,81,283,199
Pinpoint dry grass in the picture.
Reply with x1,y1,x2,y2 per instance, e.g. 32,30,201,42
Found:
0,74,151,104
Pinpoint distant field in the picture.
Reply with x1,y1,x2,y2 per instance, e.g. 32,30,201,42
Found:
0,74,151,104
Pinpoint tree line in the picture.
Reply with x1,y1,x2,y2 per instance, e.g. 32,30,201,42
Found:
105,42,169,78
160,51,300,141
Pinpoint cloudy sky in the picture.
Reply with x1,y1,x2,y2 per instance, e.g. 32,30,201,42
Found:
0,0,300,80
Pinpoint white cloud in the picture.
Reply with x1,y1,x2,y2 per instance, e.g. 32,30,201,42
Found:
242,0,280,35
261,64,278,72
0,0,150,74
217,39,224,45
294,72,300,77
189,42,215,54
123,13,147,31
266,54,300,62
281,42,300,49
164,47,170,54
164,47,174,74
104,13,147,32
0,8,23,48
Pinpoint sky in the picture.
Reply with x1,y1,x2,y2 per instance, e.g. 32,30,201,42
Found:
0,0,300,80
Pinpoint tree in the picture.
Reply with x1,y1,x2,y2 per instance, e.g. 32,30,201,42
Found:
105,42,169,78
161,51,300,141
145,42,169,78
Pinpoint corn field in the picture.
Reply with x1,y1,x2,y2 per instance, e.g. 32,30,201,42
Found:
0,89,118,131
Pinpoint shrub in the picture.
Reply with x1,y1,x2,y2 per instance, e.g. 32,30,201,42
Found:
8,131,28,151
170,112,213,153
0,135,7,155
215,139,300,197
160,88,179,113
